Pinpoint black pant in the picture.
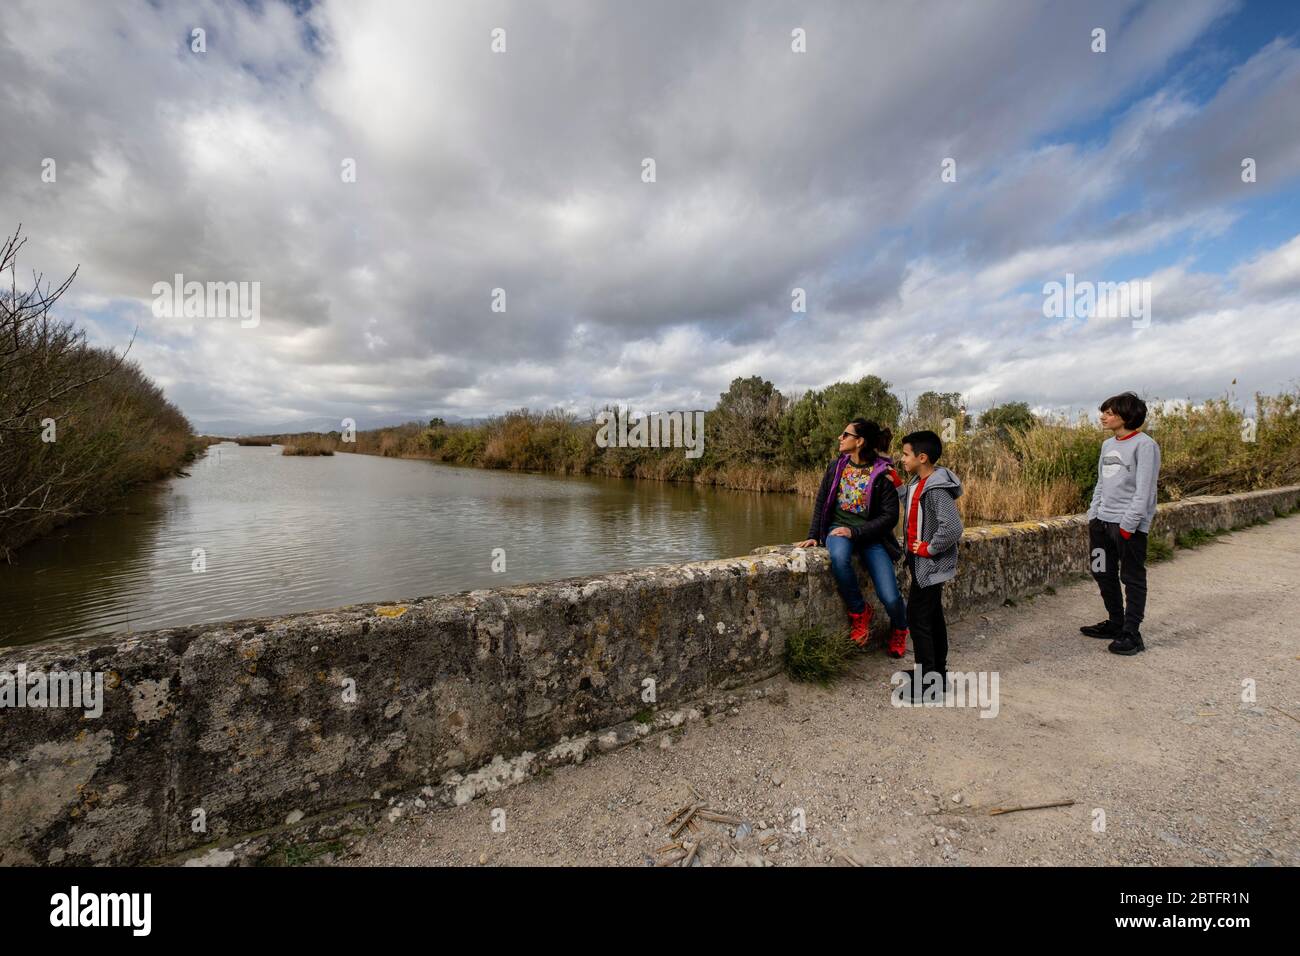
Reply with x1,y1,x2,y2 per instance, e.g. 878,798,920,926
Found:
1089,518,1148,633
906,556,948,682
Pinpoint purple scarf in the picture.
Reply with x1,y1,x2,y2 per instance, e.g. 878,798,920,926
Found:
818,454,891,539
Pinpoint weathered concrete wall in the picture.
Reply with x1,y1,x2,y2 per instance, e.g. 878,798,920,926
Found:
2,485,1297,865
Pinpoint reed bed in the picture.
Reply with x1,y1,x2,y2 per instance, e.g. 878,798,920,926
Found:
239,384,1300,524
280,436,334,456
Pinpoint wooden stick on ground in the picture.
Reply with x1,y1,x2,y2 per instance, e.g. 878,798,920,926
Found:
1272,705,1300,726
671,804,704,839
696,811,743,825
680,840,701,868
989,799,1075,816
664,804,692,827
657,850,687,867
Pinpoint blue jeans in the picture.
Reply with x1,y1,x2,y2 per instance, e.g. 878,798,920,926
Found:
826,531,907,630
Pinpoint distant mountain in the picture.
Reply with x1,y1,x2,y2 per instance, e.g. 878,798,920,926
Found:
191,413,485,436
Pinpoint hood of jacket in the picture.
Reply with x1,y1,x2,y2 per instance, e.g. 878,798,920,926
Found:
913,465,963,498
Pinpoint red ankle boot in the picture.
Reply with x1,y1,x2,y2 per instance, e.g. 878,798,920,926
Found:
888,628,909,658
848,605,873,646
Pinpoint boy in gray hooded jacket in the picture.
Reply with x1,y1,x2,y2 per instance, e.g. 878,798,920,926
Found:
898,430,964,703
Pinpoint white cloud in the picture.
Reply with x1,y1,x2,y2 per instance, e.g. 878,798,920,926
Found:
3,0,1298,429
1235,234,1300,298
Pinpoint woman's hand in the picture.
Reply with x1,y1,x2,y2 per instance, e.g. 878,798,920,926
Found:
828,527,852,538
794,539,817,548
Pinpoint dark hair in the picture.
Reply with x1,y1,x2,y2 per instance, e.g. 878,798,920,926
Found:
875,426,893,455
1099,391,1147,429
901,429,942,464
846,418,883,460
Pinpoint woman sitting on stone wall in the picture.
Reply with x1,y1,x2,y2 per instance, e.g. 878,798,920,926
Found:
794,419,908,656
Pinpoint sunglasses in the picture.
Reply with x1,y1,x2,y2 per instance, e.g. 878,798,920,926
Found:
839,431,860,439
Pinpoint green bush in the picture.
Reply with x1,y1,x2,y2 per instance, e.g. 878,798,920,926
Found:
1147,538,1174,562
783,623,853,685
1175,528,1218,549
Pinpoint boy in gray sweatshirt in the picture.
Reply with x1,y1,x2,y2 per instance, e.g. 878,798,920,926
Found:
1083,391,1161,655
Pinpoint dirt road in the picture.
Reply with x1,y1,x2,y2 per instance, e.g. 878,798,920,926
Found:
339,515,1300,867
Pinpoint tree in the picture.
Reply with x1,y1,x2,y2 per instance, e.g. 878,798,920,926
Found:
707,375,785,461
779,375,901,468
0,225,121,440
980,401,1037,437
778,388,825,470
915,391,965,427
0,225,186,560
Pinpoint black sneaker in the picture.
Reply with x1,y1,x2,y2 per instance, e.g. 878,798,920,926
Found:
1108,632,1145,655
1081,619,1122,638
917,673,947,704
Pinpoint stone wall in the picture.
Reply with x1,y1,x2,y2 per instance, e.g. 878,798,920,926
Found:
2,485,1297,866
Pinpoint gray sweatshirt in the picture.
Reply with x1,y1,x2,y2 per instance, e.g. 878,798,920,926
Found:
1087,431,1161,533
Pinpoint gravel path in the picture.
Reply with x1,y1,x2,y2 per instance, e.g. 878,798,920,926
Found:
339,515,1300,867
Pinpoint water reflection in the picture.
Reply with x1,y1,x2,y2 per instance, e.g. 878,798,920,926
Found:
0,443,805,646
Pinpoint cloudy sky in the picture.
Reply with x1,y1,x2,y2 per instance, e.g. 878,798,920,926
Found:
3,0,1299,431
